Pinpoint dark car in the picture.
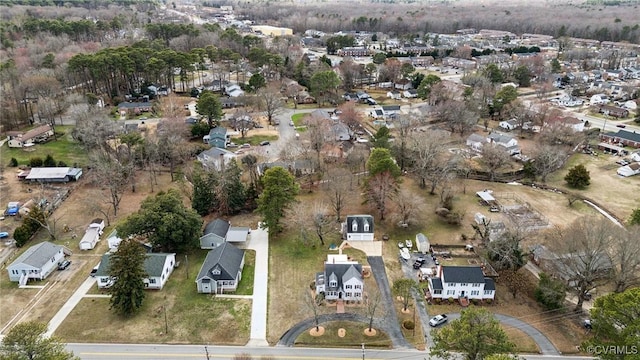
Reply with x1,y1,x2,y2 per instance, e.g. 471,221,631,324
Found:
260,141,270,146
616,124,626,128
57,259,71,270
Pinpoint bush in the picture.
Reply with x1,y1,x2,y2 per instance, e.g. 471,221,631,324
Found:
8,157,18,167
535,273,566,310
471,299,480,305
57,160,67,167
13,226,32,247
434,298,442,304
564,164,590,189
43,154,56,167
448,297,455,304
29,157,43,167
402,320,415,330
485,299,493,305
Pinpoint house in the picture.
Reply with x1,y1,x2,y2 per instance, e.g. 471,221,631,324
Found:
381,105,401,118
487,132,520,154
337,47,370,57
79,218,105,251
199,219,250,249
315,253,363,301
257,160,315,177
196,147,237,171
117,102,152,114
499,119,520,131
196,242,245,294
597,104,629,118
296,91,316,104
17,167,83,183
203,127,229,148
416,233,430,254
403,89,418,98
466,133,486,152
546,115,585,132
394,79,412,91
590,94,610,106
530,245,613,287
343,215,374,241
95,252,176,290
600,130,640,149
224,84,245,98
617,162,640,177
330,121,352,141
7,242,69,284
427,266,496,301
6,124,54,148
387,91,402,100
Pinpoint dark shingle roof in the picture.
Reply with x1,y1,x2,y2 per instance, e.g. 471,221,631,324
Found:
441,266,486,284
208,127,227,138
204,219,230,237
484,278,496,291
323,263,362,292
95,253,174,277
430,278,443,290
196,242,245,281
345,215,374,234
604,130,640,143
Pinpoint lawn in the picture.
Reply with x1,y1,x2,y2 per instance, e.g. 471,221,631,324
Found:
294,320,392,349
55,249,252,344
1,126,88,167
234,134,279,146
236,249,255,295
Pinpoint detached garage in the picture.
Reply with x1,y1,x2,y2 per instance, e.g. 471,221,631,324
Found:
19,167,83,183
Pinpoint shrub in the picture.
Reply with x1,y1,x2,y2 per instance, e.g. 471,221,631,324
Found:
471,299,480,305
57,160,68,167
434,298,442,304
564,164,590,189
402,320,415,330
535,273,566,310
448,297,455,304
13,226,32,247
43,154,56,167
485,299,493,305
29,157,43,167
8,157,18,167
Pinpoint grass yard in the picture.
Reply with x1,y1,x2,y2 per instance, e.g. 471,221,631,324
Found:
393,298,426,350
1,126,88,167
234,134,279,146
503,325,540,354
56,249,252,344
235,249,255,295
294,320,392,349
291,113,306,125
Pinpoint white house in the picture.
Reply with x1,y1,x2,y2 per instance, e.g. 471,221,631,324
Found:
106,230,122,250
7,242,69,284
487,132,520,154
315,253,363,301
387,91,402,100
79,218,105,250
590,94,610,106
546,115,585,132
416,233,430,254
6,124,54,148
427,265,496,301
403,89,418,98
498,119,520,131
617,162,640,177
466,133,486,152
343,215,374,241
196,147,237,171
196,242,245,294
94,252,176,290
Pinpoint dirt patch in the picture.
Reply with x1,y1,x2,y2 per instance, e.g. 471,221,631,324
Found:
364,328,377,336
337,328,346,337
310,326,325,336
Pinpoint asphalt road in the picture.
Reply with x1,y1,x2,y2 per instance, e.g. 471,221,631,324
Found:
65,343,594,360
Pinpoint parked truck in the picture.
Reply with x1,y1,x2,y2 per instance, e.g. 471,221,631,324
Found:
5,202,20,216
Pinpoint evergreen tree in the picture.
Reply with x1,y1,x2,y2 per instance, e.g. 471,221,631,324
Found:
366,148,401,179
372,126,391,149
0,321,79,360
43,154,56,167
564,164,590,189
196,90,223,128
109,238,147,316
534,273,567,310
218,159,246,215
257,167,299,233
191,170,218,216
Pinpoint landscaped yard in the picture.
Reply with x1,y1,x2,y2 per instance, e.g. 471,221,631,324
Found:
1,126,88,167
294,320,392,349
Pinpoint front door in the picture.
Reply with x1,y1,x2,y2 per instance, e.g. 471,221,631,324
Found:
460,290,466,297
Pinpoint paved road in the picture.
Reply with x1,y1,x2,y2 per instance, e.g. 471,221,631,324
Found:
66,342,595,360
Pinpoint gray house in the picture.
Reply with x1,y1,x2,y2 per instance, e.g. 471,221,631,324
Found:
196,242,245,294
204,127,228,148
315,256,364,301
7,242,69,284
200,219,230,249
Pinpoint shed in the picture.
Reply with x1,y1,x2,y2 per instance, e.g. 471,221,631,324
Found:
21,167,82,183
416,233,430,254
476,190,497,205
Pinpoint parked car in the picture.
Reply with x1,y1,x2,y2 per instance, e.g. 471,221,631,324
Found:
90,263,100,277
616,124,626,128
227,142,238,148
429,314,448,327
583,319,592,330
0,232,9,239
57,260,71,270
240,143,251,149
260,141,270,146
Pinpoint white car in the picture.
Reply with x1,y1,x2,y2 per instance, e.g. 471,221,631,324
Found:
429,314,448,327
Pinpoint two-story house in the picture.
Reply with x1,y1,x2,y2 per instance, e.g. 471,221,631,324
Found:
203,127,229,148
315,253,363,301
196,147,237,171
342,215,374,241
427,265,496,301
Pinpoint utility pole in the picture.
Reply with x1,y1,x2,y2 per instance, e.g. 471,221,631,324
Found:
204,345,210,360
163,304,168,334
185,254,189,279
361,343,365,360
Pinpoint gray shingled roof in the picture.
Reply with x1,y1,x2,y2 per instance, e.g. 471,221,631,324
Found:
9,241,62,268
430,278,443,290
323,263,362,292
484,278,496,291
204,219,230,237
95,253,174,277
196,242,244,281
345,215,374,234
442,266,486,284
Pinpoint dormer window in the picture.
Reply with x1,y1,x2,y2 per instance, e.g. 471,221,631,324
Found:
352,220,358,232
363,222,369,232
329,280,337,287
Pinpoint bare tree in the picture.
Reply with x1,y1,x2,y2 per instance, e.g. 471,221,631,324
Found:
609,225,640,293
361,288,385,332
366,171,398,221
256,83,284,125
531,145,567,182
436,100,477,137
323,168,354,222
229,111,255,139
392,188,424,227
89,149,132,217
156,120,191,181
285,200,335,246
408,131,454,194
481,144,511,182
301,289,324,332
486,226,528,271
81,189,114,227
303,113,331,170
547,217,614,311
336,101,363,131
71,108,119,153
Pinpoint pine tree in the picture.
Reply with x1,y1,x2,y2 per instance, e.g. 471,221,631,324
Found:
257,167,299,233
218,159,246,215
564,164,590,189
109,238,147,316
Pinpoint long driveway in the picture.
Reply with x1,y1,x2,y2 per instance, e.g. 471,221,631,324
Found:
241,225,270,347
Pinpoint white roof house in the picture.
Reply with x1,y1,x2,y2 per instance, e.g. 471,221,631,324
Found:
617,162,640,177
20,167,83,182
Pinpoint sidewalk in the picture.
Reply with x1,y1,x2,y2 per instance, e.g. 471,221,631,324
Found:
45,276,96,337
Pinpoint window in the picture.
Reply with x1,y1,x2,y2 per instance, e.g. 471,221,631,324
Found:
363,222,369,232
446,290,455,295
212,268,221,275
329,280,337,287
352,220,358,232
100,278,109,283
448,283,455,287
460,283,467,287
434,290,442,294
471,290,479,296
346,292,352,297
345,285,352,289
355,292,361,298
355,284,362,289
472,283,480,287
484,290,492,295
149,279,157,284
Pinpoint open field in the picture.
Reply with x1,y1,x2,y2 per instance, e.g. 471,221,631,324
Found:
1,126,88,167
545,153,640,221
